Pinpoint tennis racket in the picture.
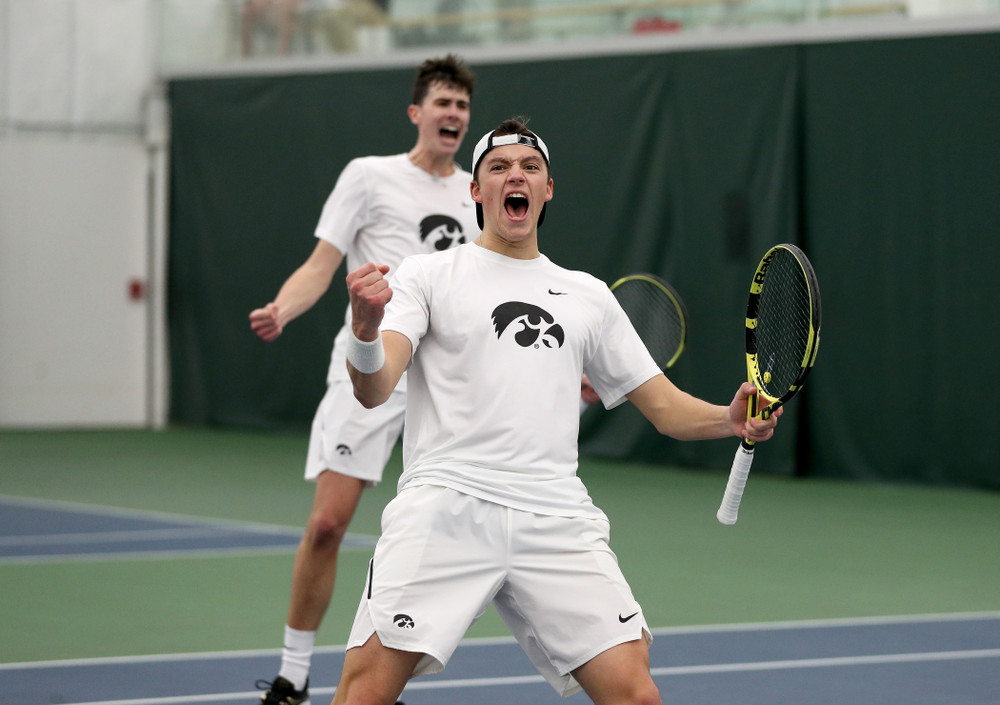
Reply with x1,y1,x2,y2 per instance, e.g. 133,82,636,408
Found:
717,244,821,525
611,273,689,371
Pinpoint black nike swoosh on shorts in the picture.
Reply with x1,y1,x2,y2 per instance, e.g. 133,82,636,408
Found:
619,611,639,623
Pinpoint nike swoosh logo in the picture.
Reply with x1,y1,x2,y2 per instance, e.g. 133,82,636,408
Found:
619,611,639,623
548,289,568,295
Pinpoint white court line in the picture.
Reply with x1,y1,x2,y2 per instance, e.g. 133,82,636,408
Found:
0,533,375,565
30,649,1000,705
0,494,307,536
0,535,376,565
648,647,1000,675
647,609,1000,635
0,545,305,565
0,527,257,546
5,611,999,670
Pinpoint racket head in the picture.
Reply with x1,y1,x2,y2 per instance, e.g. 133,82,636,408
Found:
611,273,689,370
744,243,821,414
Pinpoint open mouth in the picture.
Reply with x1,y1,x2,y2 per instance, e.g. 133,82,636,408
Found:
440,126,460,140
504,193,529,220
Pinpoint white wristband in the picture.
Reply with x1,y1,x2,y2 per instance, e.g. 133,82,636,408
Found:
346,330,385,374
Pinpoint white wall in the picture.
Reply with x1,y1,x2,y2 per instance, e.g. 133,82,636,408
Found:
908,0,995,15
0,0,166,427
0,136,155,426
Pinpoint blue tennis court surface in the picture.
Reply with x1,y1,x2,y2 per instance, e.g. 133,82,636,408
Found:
2,614,998,705
0,495,374,563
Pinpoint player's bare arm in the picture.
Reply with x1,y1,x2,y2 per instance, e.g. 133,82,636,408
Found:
249,240,344,341
626,376,780,442
345,263,411,408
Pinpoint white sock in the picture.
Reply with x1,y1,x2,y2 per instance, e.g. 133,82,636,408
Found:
278,625,316,690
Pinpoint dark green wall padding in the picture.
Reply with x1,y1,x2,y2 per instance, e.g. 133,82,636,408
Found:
168,30,1000,489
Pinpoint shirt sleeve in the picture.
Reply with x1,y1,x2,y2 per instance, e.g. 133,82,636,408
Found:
314,158,371,252
585,288,662,409
380,256,430,359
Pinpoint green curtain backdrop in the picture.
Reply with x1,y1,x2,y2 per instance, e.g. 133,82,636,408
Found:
168,30,999,489
169,69,416,428
801,33,1000,487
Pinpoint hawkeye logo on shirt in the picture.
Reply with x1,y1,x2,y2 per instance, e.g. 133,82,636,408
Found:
419,214,467,251
491,302,565,349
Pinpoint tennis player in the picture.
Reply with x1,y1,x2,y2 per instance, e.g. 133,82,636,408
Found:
248,55,478,705
335,118,781,705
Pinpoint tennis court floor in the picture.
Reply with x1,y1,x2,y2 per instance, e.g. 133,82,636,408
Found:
3,429,998,704
4,613,999,704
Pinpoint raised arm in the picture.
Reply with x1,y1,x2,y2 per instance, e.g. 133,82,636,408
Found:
345,262,412,408
249,239,344,341
626,375,781,442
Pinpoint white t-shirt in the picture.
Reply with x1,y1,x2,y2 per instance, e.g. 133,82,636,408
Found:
381,242,662,519
315,153,479,384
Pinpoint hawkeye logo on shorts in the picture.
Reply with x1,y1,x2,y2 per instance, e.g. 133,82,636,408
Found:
393,614,415,629
491,302,565,349
419,214,467,251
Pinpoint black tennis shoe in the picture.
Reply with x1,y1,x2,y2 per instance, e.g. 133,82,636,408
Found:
256,676,309,705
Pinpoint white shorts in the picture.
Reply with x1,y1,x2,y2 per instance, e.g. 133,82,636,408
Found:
346,485,652,697
304,380,405,485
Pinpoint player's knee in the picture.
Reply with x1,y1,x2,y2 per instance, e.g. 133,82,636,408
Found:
333,673,399,705
633,681,662,705
615,675,661,705
306,513,350,550
332,685,380,705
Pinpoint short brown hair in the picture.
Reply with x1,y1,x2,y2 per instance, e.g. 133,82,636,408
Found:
412,54,476,106
491,117,533,141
